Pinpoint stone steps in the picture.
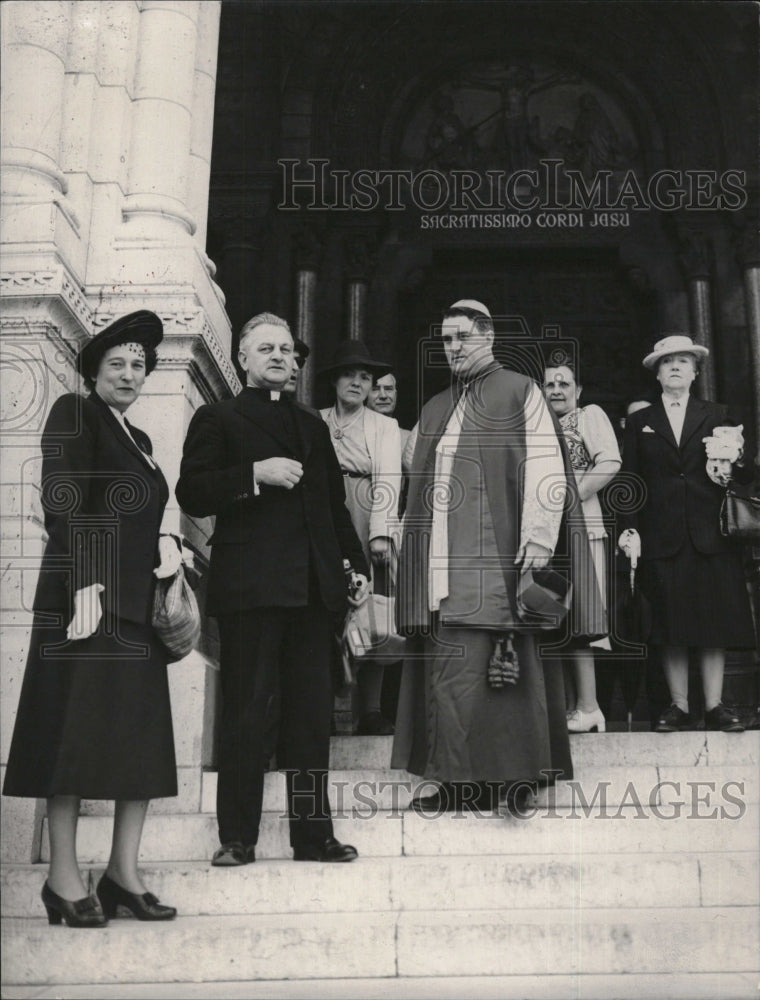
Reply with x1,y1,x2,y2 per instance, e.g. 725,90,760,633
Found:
3,851,759,917
3,907,757,986
2,972,759,1000
75,762,760,817
36,801,759,863
2,733,758,991
330,731,759,768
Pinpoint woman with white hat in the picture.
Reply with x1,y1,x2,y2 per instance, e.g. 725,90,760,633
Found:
619,335,755,732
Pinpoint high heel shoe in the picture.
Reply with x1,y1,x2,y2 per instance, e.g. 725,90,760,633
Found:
41,880,107,928
567,707,606,733
96,873,177,921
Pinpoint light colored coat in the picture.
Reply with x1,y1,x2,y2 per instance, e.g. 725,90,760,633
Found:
321,405,402,545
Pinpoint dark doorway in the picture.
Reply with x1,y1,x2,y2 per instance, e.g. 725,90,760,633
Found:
395,247,656,431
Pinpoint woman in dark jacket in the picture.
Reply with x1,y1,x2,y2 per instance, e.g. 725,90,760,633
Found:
620,335,755,733
3,312,179,925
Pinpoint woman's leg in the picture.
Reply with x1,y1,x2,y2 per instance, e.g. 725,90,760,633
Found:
106,799,149,893
573,649,600,713
47,795,87,899
699,647,725,712
661,646,689,711
357,661,393,731
563,660,577,713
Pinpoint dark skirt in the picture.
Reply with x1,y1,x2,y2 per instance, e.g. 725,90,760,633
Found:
641,537,756,649
3,613,177,800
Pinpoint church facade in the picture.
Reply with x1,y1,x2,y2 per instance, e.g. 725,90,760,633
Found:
1,0,758,862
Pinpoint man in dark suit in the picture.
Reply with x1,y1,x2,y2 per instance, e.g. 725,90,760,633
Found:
176,312,369,865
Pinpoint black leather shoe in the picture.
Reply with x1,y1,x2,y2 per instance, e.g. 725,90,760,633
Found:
355,711,395,736
244,844,256,863
655,704,690,732
704,703,744,732
97,874,177,921
293,837,358,862
41,881,107,928
211,841,248,867
409,784,458,813
501,783,536,819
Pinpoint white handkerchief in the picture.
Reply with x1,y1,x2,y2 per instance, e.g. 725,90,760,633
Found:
642,425,655,433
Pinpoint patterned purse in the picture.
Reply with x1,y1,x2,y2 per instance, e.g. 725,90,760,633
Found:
151,565,201,660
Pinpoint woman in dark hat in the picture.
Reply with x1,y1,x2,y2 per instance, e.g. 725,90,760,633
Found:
3,311,179,925
620,335,755,733
319,340,402,735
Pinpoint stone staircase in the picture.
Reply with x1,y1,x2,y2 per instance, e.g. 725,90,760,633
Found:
2,733,759,998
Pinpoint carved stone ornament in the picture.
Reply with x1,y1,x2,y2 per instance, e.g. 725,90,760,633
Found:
401,59,639,175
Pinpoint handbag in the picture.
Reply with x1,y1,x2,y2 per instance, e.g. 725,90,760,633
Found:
516,568,573,629
151,565,201,660
340,593,407,684
720,483,760,543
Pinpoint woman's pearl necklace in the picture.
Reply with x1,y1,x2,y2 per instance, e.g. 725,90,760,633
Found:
329,405,364,440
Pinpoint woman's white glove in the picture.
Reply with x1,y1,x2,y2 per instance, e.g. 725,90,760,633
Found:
618,528,641,568
66,583,104,641
154,535,183,579
703,426,743,464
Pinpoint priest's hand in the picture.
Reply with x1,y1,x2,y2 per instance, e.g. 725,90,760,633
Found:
253,457,303,489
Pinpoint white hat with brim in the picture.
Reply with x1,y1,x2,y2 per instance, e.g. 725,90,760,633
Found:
643,334,709,370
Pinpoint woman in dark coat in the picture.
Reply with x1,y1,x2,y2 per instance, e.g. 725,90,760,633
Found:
620,335,755,733
3,311,179,925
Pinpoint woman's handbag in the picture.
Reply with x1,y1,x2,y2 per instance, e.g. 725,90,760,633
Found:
340,593,407,684
720,483,760,543
151,565,201,660
343,594,407,661
516,568,573,629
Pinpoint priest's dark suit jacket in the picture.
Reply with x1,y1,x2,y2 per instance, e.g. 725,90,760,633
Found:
175,387,367,614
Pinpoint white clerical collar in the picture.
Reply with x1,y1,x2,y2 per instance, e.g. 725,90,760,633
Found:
247,383,281,400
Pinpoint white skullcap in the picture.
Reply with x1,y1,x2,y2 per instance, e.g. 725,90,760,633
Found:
448,299,492,318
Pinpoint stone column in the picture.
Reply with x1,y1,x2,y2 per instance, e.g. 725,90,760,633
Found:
122,1,200,240
0,1,79,248
677,225,717,400
187,2,221,265
736,214,760,462
343,231,377,341
293,226,324,406
214,206,270,354
1,0,235,862
0,1,77,864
